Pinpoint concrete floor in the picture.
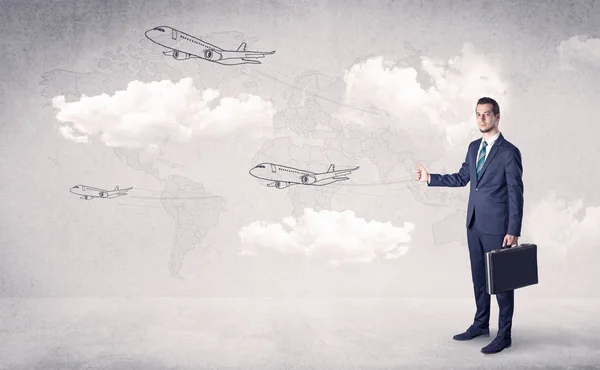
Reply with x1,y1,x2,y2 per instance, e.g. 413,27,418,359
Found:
1,297,598,369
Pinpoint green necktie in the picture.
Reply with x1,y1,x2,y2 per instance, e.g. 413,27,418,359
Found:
476,141,488,180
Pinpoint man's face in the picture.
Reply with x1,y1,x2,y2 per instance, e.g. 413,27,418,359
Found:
475,103,499,133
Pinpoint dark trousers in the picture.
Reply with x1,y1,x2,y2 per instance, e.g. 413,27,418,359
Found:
467,217,514,338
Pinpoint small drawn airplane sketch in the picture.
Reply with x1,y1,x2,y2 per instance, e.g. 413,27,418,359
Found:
145,26,275,65
70,185,133,200
249,163,360,189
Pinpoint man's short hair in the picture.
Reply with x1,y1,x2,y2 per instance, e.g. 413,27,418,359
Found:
476,97,500,116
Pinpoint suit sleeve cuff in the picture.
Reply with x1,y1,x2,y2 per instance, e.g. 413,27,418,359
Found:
508,228,521,237
427,174,436,186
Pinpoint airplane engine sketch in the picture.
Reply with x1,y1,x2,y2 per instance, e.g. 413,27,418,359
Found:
249,163,359,189
268,181,293,189
145,26,275,66
301,174,317,184
70,184,132,200
203,48,222,61
169,50,190,60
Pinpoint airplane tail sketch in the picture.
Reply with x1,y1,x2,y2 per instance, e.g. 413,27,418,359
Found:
313,165,359,183
218,48,276,64
116,186,133,196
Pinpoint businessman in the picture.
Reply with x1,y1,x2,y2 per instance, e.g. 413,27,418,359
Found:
414,97,524,354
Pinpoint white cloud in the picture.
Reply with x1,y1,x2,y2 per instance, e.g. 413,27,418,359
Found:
336,43,508,148
51,77,277,149
557,35,600,71
521,191,600,258
238,208,415,265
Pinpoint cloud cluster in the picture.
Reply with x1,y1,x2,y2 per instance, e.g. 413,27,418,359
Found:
51,77,277,149
557,35,600,71
238,208,415,265
337,43,508,147
522,191,600,259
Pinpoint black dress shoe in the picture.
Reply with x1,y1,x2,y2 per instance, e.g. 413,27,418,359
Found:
481,336,512,354
453,325,490,341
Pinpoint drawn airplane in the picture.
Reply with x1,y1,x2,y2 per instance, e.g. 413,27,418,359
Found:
249,163,359,189
70,185,133,200
145,26,275,65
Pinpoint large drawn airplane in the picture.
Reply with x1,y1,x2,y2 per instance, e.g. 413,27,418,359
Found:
145,26,275,65
249,163,359,189
70,185,133,200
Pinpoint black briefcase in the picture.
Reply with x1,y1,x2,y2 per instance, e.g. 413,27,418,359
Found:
485,243,538,295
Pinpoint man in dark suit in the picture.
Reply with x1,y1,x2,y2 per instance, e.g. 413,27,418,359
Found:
414,97,524,354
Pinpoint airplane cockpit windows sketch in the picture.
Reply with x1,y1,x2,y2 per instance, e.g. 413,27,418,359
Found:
145,25,275,66
70,184,132,200
249,162,359,189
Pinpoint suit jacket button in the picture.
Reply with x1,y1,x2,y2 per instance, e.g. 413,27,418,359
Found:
476,188,478,191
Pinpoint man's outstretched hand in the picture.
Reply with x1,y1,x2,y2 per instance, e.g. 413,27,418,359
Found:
414,163,430,183
502,234,519,248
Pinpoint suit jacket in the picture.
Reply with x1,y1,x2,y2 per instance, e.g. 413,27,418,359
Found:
428,133,524,236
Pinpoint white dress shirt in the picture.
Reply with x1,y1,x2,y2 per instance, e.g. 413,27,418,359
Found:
476,131,500,165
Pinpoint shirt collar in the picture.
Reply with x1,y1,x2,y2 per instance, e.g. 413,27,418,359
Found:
482,131,500,146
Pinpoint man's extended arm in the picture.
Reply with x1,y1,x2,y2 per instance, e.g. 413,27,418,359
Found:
506,148,524,236
428,144,471,187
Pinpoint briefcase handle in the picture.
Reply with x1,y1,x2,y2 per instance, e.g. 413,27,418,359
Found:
504,243,536,249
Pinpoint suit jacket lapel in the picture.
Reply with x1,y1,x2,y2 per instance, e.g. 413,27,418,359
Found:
470,139,479,181
476,133,504,184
